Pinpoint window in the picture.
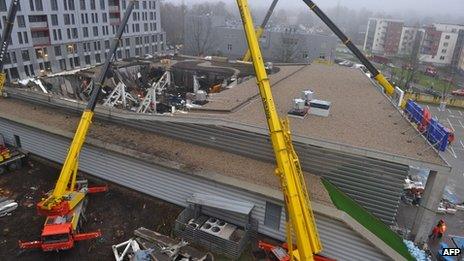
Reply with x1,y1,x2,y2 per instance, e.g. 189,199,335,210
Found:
51,14,58,26
35,0,43,11
264,202,281,230
24,65,30,76
445,35,450,40
35,48,48,59
58,29,62,40
83,27,88,37
443,42,449,47
0,0,6,11
125,38,130,46
104,40,109,49
54,46,61,56
68,0,75,10
73,57,80,67
95,53,101,63
125,49,130,58
99,0,104,9
21,50,30,61
59,59,66,70
90,0,95,10
227,44,232,51
29,0,34,11
79,0,85,9
23,32,29,44
9,68,19,79
50,0,58,10
62,0,67,10
52,29,57,40
85,55,90,65
442,49,447,53
93,26,98,37
17,32,23,44
10,51,16,63
72,28,78,39
102,13,107,23
440,56,445,60
64,14,70,25
35,48,47,59
15,16,25,29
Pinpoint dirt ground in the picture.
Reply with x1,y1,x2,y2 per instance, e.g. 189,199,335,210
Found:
0,157,182,261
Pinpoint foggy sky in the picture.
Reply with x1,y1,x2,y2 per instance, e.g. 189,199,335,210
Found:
170,0,464,17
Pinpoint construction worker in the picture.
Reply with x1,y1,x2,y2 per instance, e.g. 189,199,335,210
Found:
429,219,446,240
437,219,447,239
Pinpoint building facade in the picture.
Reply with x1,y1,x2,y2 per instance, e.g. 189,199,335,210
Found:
1,0,166,80
183,18,337,64
363,18,404,55
398,26,423,56
419,23,464,65
364,18,464,69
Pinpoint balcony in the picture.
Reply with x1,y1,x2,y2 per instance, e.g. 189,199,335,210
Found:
32,36,50,47
30,21,49,31
110,18,120,25
109,6,120,13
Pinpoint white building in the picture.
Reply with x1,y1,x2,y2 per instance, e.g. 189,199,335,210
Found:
398,26,423,56
0,0,166,80
363,18,404,55
419,23,464,66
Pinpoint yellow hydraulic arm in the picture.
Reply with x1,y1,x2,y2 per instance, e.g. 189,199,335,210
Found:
242,0,279,62
236,0,322,260
37,1,137,214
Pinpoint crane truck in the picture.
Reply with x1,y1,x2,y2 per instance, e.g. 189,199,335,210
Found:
0,0,19,97
236,0,322,260
18,1,138,251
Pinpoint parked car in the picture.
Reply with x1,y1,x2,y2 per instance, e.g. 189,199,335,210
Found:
451,89,464,96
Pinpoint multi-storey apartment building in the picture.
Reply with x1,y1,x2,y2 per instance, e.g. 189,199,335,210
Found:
419,23,464,66
1,0,166,80
363,18,404,55
398,26,423,56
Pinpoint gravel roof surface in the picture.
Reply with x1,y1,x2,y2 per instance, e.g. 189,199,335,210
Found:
0,99,333,207
191,63,444,165
197,65,305,111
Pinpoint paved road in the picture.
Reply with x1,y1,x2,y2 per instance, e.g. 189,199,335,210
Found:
424,104,464,203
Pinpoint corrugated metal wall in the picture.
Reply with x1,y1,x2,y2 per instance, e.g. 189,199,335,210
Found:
124,119,408,224
0,118,390,260
7,91,409,224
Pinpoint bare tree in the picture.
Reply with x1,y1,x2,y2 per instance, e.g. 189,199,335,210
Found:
160,2,186,46
185,15,217,56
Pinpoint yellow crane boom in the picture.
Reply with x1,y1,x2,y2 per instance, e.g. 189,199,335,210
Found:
37,0,138,214
236,0,322,260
